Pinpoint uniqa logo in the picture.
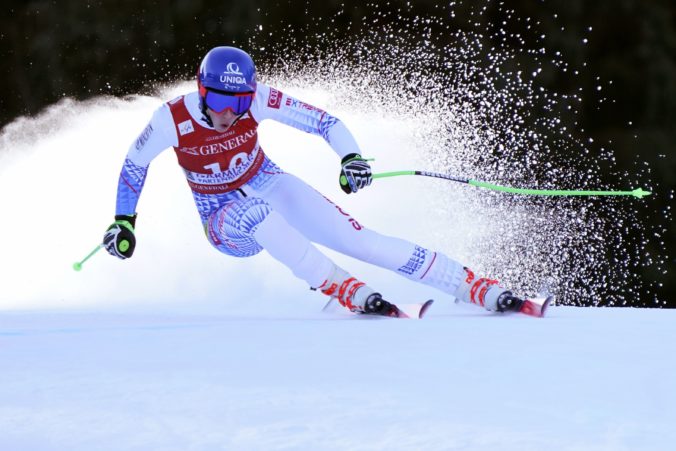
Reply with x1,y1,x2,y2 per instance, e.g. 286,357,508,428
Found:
220,62,246,84
224,62,243,75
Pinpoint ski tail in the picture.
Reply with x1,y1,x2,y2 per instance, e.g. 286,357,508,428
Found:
394,299,434,319
418,299,435,318
519,295,554,318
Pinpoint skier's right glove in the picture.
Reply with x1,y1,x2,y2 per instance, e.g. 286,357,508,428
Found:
339,153,372,194
103,214,137,259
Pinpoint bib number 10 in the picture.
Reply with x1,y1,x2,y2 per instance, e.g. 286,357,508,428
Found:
203,152,249,174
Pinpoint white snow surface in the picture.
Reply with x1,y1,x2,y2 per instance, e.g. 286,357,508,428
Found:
1,307,675,451
1,86,674,450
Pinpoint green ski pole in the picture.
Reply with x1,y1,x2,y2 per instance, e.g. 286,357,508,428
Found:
72,244,103,271
370,170,651,199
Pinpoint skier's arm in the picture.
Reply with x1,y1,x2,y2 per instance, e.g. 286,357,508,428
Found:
115,105,176,214
251,84,372,193
251,84,361,159
104,104,177,259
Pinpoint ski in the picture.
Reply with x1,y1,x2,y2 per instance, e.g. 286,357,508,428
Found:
517,295,554,318
322,299,434,319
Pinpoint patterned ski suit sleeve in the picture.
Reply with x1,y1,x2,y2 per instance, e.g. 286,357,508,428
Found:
250,83,362,159
115,104,177,215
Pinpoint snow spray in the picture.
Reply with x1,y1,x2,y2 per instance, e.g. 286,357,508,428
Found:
249,2,669,307
0,3,670,309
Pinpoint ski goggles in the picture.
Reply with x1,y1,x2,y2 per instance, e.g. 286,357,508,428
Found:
204,90,255,115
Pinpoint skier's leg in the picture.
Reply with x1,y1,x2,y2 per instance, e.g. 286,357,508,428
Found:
258,172,416,265
205,195,392,313
258,173,517,311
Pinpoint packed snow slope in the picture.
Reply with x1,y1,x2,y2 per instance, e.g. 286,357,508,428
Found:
1,306,675,451
0,85,673,450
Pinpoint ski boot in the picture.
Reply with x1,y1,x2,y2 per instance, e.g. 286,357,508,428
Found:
447,267,549,317
318,266,377,313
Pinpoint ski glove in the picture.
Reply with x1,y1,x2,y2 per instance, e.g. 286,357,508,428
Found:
339,153,372,194
103,214,137,259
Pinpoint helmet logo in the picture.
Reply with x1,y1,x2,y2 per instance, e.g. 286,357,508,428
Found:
224,62,243,75
220,62,246,85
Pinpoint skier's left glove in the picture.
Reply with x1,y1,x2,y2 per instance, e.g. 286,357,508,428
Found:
103,214,137,259
339,153,372,194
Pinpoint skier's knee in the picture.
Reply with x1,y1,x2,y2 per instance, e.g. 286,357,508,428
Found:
206,197,272,257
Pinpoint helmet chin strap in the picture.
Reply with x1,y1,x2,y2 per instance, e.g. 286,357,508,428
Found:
199,97,214,127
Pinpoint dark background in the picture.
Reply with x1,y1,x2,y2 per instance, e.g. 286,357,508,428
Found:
1,0,673,306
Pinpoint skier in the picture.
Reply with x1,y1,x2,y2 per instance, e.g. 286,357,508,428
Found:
103,46,528,317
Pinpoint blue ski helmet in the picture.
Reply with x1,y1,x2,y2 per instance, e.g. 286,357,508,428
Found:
197,47,257,124
198,46,256,99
